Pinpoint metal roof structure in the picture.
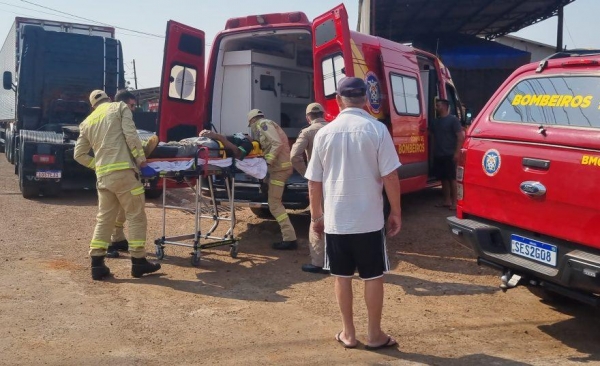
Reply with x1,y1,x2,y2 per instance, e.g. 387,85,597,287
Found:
359,0,576,42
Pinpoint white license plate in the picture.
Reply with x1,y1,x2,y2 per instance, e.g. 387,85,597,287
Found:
511,234,557,267
36,170,61,179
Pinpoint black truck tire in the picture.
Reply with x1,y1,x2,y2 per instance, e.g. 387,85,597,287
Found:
18,155,40,199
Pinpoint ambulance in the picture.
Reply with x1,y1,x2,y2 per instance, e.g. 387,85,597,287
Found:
155,4,464,215
448,50,600,306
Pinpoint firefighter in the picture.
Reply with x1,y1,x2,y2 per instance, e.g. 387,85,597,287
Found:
247,109,297,250
106,90,158,258
290,103,328,273
74,90,161,280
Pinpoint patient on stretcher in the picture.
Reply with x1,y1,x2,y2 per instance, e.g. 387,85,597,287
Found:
145,130,261,160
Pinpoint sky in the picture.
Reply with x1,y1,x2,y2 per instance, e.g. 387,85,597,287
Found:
0,0,597,89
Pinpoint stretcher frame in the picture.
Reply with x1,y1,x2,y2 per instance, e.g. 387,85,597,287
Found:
146,147,239,266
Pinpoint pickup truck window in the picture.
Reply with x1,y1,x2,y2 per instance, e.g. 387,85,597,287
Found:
322,53,346,97
390,73,420,115
493,76,600,128
168,64,197,102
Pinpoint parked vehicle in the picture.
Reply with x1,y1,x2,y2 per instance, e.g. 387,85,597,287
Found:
155,4,465,214
1,18,125,198
447,50,600,306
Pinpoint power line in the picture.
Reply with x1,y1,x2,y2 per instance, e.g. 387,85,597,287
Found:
20,0,164,38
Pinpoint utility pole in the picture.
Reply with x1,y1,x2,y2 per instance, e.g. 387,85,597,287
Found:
132,59,138,90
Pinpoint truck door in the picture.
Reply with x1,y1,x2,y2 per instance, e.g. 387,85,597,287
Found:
157,21,205,142
312,4,353,117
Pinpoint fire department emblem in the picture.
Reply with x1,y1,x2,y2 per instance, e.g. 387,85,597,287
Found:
482,149,501,176
365,71,381,114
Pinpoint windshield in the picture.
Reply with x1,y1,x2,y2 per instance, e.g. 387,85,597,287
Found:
493,75,600,129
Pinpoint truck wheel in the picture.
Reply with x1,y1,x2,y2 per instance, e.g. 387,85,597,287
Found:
250,207,273,219
144,189,162,199
18,162,39,199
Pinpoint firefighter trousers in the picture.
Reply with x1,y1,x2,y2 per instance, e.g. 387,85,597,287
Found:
90,169,147,258
112,208,127,243
268,168,296,242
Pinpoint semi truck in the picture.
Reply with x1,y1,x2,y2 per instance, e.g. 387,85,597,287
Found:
153,4,465,216
0,17,125,198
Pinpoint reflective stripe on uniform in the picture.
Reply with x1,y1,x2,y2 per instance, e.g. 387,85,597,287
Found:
115,221,124,228
131,148,140,158
271,179,285,187
95,162,130,175
265,153,275,160
280,162,292,168
131,186,145,196
87,158,96,169
90,240,109,249
128,240,145,248
276,213,289,222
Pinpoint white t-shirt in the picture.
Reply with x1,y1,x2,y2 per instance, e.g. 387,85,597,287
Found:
305,107,401,234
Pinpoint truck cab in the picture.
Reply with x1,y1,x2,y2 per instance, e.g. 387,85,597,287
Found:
1,19,124,198
156,4,463,213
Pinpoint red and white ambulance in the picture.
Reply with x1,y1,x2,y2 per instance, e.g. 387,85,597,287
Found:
155,4,464,214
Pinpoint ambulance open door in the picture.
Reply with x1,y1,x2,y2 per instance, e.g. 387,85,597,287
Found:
156,21,205,142
312,4,353,118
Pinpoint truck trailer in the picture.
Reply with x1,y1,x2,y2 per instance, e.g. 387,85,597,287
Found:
0,17,125,198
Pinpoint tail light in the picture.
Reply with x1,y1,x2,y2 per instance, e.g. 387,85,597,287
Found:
456,148,466,218
562,59,599,67
33,154,56,164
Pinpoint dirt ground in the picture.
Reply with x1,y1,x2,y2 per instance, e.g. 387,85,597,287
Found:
0,156,599,366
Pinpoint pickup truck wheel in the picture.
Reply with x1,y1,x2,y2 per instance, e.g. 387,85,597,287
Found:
144,188,163,199
250,207,273,219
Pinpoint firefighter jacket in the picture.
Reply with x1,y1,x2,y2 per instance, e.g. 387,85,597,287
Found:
250,118,292,172
74,101,146,177
290,117,327,176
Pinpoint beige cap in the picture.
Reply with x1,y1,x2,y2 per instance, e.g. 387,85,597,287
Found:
305,102,324,114
247,109,264,125
89,90,110,107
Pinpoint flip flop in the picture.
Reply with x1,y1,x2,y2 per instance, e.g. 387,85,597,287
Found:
335,331,357,349
365,336,397,351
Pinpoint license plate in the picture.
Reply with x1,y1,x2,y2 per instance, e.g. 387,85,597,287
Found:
510,234,557,267
36,170,61,179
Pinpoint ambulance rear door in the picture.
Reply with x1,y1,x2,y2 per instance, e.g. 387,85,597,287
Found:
156,21,205,142
312,4,353,117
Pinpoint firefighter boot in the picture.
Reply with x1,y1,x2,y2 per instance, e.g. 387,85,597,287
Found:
91,256,110,281
131,257,161,278
106,240,128,258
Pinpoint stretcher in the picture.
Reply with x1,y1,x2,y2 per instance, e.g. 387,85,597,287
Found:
143,147,265,266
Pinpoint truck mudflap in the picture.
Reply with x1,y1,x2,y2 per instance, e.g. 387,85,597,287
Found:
447,216,600,303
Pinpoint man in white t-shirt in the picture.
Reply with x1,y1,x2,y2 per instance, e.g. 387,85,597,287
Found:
305,77,402,350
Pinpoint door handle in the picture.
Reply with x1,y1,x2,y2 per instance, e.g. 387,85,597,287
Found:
522,158,550,170
520,181,547,197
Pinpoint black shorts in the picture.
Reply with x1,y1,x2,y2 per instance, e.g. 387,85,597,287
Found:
434,155,456,180
324,229,390,280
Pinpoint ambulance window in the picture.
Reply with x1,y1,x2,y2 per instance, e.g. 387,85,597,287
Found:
315,19,336,47
390,74,420,115
178,34,203,56
167,64,197,102
493,76,600,128
322,54,346,97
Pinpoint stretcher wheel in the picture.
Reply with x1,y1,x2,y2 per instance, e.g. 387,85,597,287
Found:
230,245,238,259
155,246,164,260
191,251,201,267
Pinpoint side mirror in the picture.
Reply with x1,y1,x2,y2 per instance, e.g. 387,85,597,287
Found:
3,71,13,91
465,109,473,126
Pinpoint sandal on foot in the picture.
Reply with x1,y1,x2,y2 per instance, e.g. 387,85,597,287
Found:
365,336,397,351
335,331,357,349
